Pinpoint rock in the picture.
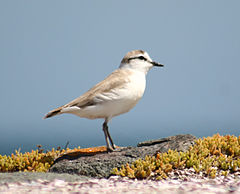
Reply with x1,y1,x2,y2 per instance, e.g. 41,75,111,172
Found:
49,134,196,178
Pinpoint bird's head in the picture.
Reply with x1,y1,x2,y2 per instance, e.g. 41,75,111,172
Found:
119,50,164,74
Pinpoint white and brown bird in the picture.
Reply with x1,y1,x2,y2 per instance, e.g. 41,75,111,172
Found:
44,50,164,151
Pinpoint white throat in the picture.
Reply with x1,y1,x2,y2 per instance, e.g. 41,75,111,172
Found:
119,62,152,75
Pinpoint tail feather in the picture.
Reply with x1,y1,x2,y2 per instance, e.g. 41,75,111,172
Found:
44,106,63,119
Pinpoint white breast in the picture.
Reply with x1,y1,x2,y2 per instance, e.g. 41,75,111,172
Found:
63,70,146,120
104,70,146,118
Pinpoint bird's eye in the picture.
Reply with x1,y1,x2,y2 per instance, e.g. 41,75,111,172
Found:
128,56,147,61
138,56,147,61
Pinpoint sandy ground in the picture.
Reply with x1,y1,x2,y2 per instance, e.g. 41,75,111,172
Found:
0,172,240,194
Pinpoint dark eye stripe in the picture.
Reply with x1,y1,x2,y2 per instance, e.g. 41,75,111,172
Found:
138,56,147,60
129,56,147,61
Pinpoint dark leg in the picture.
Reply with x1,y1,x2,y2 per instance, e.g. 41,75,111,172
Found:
104,122,116,150
102,121,115,151
103,122,113,151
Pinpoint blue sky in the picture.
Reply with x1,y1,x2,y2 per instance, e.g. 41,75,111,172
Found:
1,1,240,155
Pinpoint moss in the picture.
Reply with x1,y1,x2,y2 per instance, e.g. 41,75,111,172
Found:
1,134,239,178
0,147,68,172
112,134,240,179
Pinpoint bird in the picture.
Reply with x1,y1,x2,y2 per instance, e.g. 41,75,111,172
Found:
44,50,164,152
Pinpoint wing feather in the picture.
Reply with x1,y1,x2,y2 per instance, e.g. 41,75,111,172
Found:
63,69,132,109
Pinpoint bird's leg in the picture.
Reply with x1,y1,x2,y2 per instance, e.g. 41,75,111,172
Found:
102,121,113,152
104,122,116,150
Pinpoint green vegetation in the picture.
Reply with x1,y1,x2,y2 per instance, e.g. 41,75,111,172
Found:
0,146,67,172
0,134,239,180
112,134,240,179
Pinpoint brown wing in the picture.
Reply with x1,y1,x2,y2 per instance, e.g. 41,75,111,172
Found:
63,68,132,109
44,68,133,119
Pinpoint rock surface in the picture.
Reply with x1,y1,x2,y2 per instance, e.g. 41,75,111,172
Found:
49,134,196,178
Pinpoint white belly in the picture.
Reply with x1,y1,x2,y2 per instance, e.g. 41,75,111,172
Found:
63,70,146,120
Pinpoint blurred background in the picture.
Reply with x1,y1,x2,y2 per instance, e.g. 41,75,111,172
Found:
1,1,239,155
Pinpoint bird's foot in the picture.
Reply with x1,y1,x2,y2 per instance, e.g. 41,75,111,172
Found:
106,147,114,152
106,145,126,152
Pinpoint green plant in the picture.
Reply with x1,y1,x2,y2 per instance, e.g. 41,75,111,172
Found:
0,146,67,172
112,134,240,179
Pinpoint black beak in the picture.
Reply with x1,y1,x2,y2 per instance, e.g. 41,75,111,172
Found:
151,61,164,67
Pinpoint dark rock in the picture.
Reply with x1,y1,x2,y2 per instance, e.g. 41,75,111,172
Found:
49,134,196,178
